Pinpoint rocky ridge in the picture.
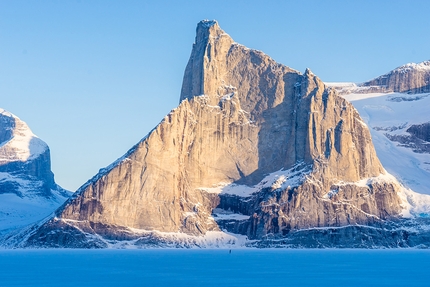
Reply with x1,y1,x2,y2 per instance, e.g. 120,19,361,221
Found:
327,60,430,95
361,61,430,94
5,20,430,248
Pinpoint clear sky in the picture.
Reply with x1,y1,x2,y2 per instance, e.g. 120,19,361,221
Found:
1,0,429,191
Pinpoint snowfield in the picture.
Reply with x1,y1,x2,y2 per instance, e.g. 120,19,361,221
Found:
0,189,69,235
0,249,429,287
341,92,430,195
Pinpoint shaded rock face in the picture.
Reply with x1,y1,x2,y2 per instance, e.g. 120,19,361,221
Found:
385,122,430,154
361,61,430,94
407,122,430,142
0,110,56,196
248,217,430,248
21,20,405,247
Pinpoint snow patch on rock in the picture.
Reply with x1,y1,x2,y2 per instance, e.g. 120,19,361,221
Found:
199,163,311,197
393,60,430,73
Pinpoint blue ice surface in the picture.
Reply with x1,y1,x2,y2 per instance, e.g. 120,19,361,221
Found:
1,249,429,287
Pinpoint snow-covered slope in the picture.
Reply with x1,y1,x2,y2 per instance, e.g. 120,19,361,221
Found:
0,190,69,234
339,92,430,195
0,109,47,163
392,61,430,73
0,109,70,236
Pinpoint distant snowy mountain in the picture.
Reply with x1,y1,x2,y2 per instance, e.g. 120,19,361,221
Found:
326,60,430,95
0,109,70,236
361,60,430,94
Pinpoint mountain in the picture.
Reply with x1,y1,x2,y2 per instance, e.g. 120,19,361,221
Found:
362,61,430,94
6,20,430,248
0,109,70,236
327,60,430,95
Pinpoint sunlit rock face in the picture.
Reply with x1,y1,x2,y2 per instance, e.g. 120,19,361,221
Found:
17,20,410,248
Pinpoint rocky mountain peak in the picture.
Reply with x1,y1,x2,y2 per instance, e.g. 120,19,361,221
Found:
303,67,314,76
180,20,234,104
194,19,227,49
199,19,217,27
195,19,222,38
11,21,419,248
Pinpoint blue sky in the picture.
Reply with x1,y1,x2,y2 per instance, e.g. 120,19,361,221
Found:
1,0,429,191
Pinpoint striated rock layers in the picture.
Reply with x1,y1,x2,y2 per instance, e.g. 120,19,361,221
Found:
16,20,410,248
361,61,430,94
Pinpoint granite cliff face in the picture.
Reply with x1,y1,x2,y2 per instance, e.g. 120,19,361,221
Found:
10,20,422,248
0,109,69,235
